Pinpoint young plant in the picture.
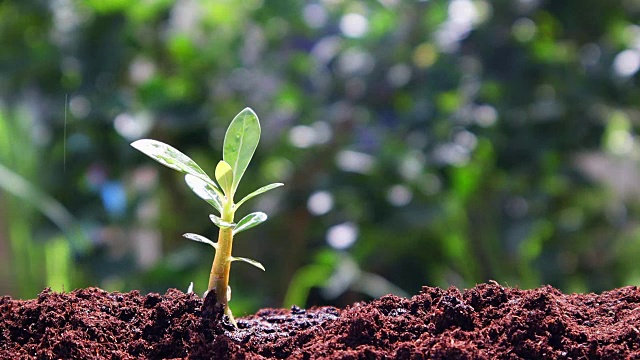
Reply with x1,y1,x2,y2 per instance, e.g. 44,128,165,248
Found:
131,108,283,326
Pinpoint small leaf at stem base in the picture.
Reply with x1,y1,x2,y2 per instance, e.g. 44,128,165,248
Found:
183,233,218,249
233,212,267,235
209,215,235,229
230,256,266,271
235,183,284,210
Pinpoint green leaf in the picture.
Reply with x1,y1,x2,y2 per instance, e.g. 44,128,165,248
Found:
235,183,284,210
230,256,265,271
215,160,234,197
131,139,218,189
184,174,224,213
209,214,235,229
233,212,267,235
223,108,261,196
183,233,218,249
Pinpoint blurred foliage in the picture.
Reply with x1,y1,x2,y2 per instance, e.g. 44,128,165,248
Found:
1,0,640,314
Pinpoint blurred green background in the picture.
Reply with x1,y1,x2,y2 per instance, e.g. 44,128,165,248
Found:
2,0,640,315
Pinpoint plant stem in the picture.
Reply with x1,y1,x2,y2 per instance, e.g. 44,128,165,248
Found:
208,199,236,326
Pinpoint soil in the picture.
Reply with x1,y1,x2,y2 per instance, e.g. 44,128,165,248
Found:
1,282,639,359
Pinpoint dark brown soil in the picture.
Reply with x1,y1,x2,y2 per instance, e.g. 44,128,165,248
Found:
1,282,639,359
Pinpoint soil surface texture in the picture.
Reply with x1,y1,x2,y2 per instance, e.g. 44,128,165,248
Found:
1,282,639,359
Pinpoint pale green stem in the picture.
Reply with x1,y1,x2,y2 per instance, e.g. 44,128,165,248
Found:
208,197,236,326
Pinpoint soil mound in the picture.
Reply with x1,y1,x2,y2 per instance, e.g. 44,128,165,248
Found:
1,282,639,359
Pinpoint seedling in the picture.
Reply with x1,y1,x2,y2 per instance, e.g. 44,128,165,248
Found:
131,108,283,326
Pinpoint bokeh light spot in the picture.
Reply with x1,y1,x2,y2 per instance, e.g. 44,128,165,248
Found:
449,0,477,25
386,185,413,207
289,125,316,148
413,43,438,68
338,48,375,76
129,57,156,84
340,13,369,38
474,104,498,127
307,191,334,216
288,122,332,148
613,49,640,77
336,150,375,174
387,63,412,88
303,4,328,29
512,18,536,42
114,113,153,141
326,222,358,249
69,96,91,118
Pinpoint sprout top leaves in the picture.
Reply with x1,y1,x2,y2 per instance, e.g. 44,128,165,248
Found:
223,108,261,196
215,160,234,197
